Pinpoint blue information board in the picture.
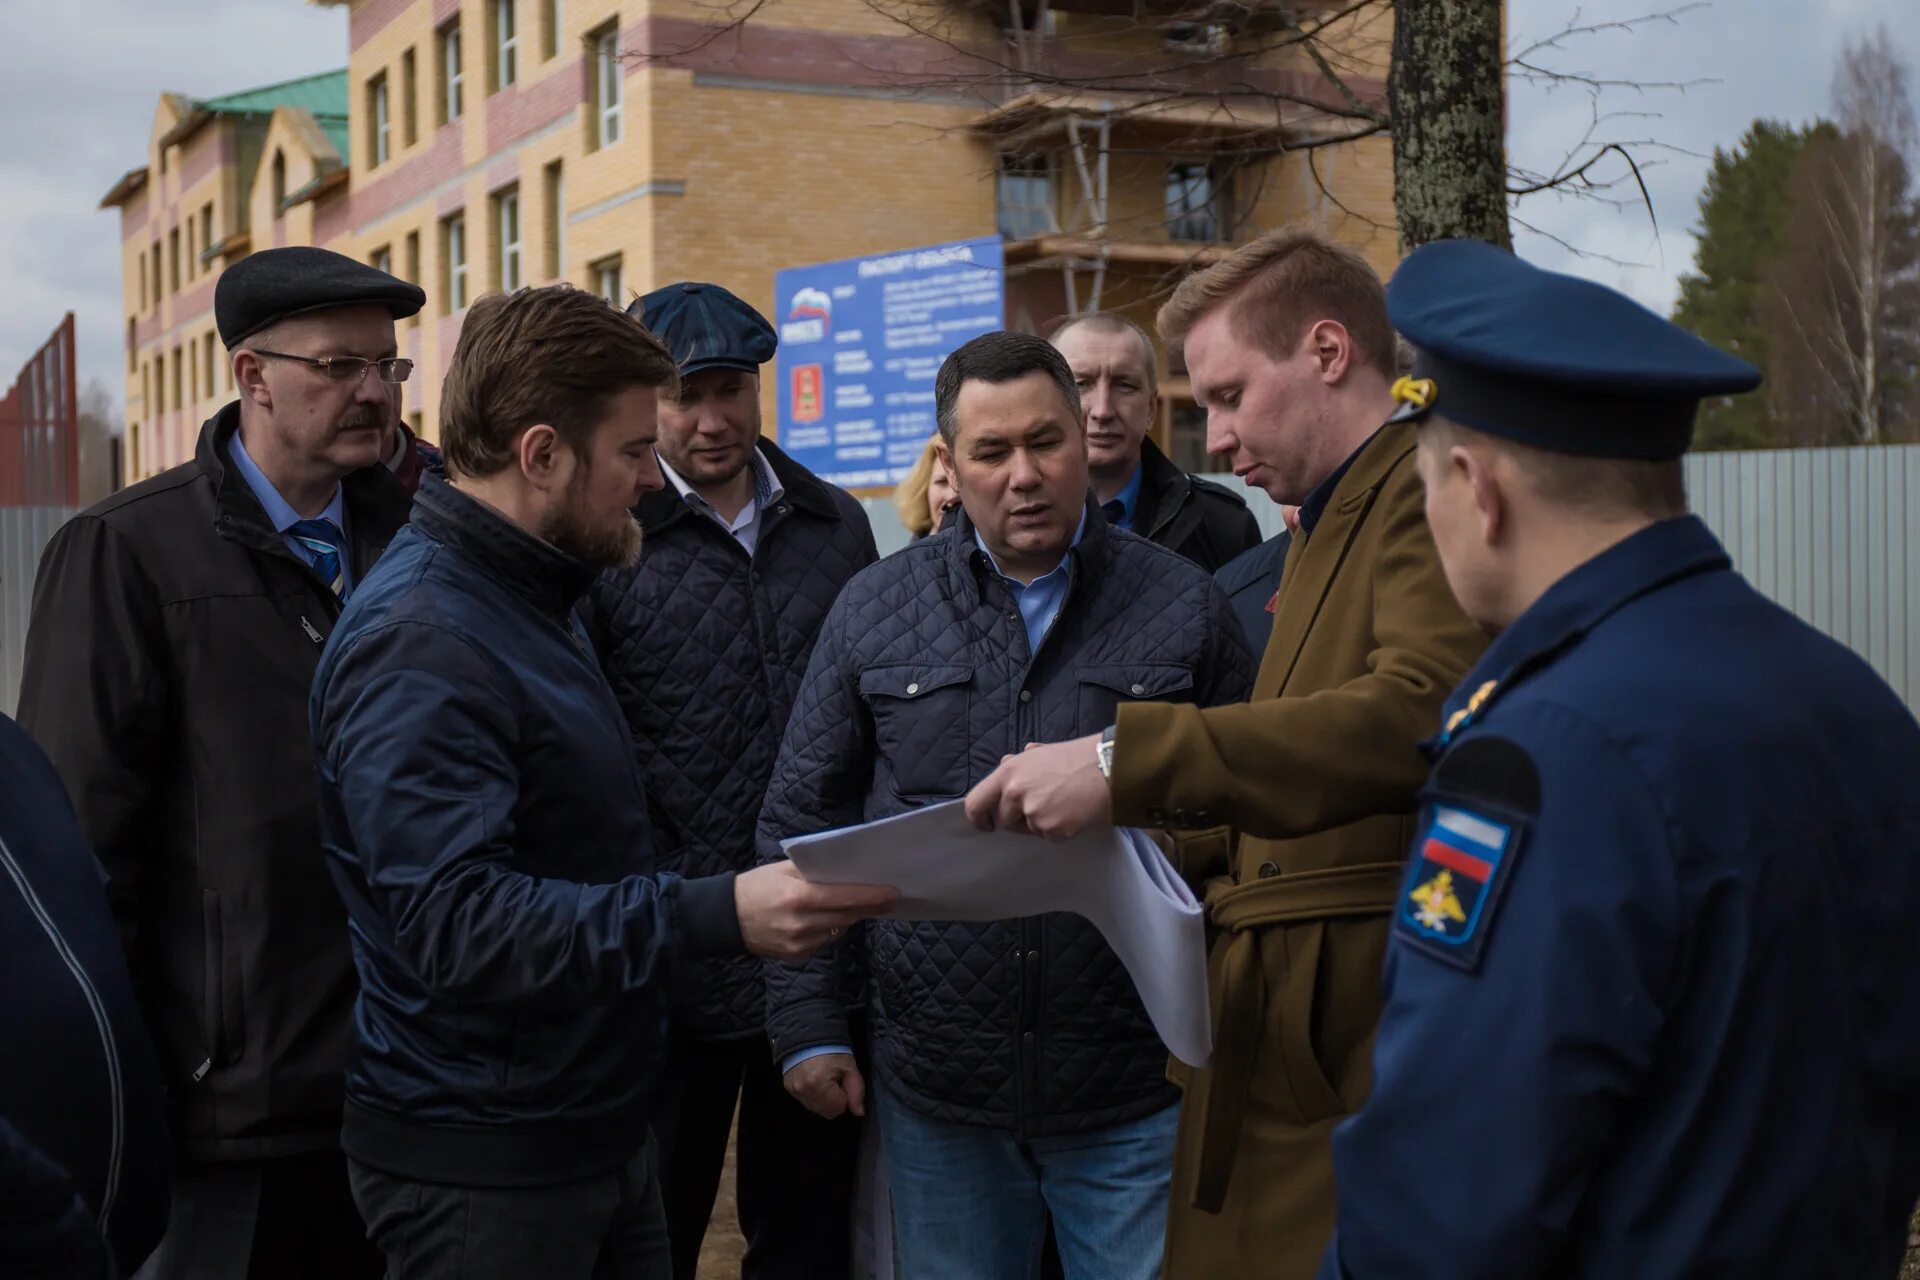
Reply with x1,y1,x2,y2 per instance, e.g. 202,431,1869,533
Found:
774,236,1005,488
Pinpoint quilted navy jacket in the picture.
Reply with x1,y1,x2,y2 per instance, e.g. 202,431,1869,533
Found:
759,505,1255,1137
583,440,878,1039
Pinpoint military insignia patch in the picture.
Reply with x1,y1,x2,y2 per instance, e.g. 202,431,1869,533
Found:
1396,802,1519,972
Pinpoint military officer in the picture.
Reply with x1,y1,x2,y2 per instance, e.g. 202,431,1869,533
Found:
1319,239,1920,1277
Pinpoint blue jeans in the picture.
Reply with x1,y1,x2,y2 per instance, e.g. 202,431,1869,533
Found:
877,1087,1178,1280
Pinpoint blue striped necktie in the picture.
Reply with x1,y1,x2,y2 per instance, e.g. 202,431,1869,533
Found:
289,517,347,601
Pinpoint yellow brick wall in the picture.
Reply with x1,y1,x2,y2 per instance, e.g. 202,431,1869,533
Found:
114,0,1405,480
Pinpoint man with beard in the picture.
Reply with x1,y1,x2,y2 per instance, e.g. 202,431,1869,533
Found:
1050,313,1259,572
18,245,422,1279
309,285,897,1280
584,283,878,1279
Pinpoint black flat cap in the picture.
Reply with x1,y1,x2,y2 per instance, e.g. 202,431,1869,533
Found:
629,282,776,376
216,246,427,348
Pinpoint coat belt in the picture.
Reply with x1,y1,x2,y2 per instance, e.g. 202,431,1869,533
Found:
1183,861,1406,1214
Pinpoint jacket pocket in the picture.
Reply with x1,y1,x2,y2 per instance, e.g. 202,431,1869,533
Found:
200,889,246,1072
1075,662,1195,728
859,663,973,798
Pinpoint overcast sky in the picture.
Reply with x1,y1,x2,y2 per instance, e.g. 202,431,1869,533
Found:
1,0,1915,419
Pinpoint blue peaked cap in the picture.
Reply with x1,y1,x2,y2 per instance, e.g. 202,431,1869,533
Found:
630,281,777,377
1384,239,1762,460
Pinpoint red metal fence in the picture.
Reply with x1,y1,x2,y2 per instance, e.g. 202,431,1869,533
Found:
0,314,79,508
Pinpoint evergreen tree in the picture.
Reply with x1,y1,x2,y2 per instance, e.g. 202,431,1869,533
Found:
1673,121,1831,449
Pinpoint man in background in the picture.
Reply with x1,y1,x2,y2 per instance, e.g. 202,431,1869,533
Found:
1050,312,1259,572
586,282,878,1279
19,246,421,1279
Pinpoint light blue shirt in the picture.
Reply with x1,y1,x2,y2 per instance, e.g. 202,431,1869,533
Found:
974,511,1088,648
1102,464,1145,531
782,511,1090,1076
229,431,352,592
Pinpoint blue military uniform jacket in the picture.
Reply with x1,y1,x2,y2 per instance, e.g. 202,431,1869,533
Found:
1321,516,1920,1278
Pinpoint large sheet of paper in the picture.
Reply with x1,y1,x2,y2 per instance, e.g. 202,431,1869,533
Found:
782,801,1213,1067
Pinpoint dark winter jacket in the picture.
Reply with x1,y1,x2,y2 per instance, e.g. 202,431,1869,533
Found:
1215,531,1292,658
1134,437,1262,573
759,505,1254,1137
583,439,877,1039
16,404,412,1162
0,712,171,1278
311,475,743,1188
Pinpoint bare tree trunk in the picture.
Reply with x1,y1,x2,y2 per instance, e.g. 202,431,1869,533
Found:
1389,0,1511,250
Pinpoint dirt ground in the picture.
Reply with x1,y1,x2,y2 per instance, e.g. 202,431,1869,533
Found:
694,1125,749,1278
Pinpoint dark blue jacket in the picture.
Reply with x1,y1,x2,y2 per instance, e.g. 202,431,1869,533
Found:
760,506,1255,1137
1213,530,1291,658
583,440,877,1039
311,476,742,1188
1322,517,1920,1278
0,712,170,1278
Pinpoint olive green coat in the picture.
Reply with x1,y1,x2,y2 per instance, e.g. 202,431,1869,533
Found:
1110,422,1488,1278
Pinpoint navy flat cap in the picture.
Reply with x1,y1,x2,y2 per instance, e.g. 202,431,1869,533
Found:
215,246,426,348
1384,239,1761,460
631,282,776,377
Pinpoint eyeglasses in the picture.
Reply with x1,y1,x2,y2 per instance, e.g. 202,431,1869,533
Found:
250,349,414,385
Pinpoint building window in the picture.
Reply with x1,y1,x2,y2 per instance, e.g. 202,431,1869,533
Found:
204,334,216,404
1166,162,1227,243
494,0,518,90
127,318,137,373
593,254,624,307
401,49,419,146
138,254,147,310
543,162,564,279
997,154,1053,240
151,245,161,310
168,229,180,292
494,187,522,290
541,0,561,59
369,72,391,167
140,365,149,418
201,203,214,264
172,345,184,411
591,24,622,149
405,231,422,326
439,20,464,124
185,220,196,280
272,150,287,209
153,351,164,413
372,245,393,276
442,212,468,313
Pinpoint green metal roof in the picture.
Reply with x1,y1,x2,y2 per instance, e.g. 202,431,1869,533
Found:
198,68,348,119
317,117,351,163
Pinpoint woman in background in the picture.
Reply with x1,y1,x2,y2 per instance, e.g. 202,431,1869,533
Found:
893,435,959,539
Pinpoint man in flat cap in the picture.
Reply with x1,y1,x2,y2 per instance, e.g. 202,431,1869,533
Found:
1317,240,1920,1277
18,245,423,1279
580,282,879,1279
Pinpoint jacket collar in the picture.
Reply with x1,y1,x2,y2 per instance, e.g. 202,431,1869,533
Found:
1434,515,1731,744
412,473,600,620
943,493,1112,604
632,436,843,536
1259,421,1417,696
197,402,411,577
1132,437,1188,539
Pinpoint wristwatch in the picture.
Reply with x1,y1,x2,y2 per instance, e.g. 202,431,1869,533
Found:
1095,724,1117,779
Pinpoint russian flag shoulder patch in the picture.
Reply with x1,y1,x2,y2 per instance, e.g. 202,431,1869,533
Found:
1396,801,1522,972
